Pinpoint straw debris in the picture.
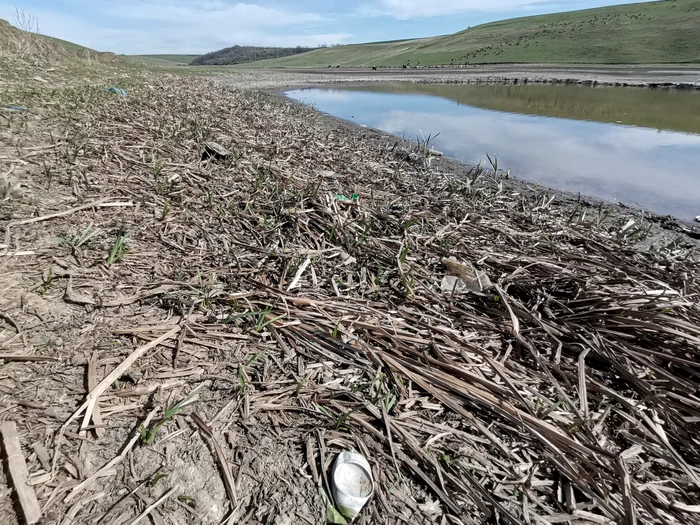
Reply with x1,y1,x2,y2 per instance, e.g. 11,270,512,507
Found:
0,69,698,525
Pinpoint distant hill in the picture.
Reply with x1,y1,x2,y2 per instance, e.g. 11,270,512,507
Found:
192,45,318,66
127,54,201,66
250,0,700,67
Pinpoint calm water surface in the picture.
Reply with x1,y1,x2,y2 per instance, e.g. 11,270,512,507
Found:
286,84,700,219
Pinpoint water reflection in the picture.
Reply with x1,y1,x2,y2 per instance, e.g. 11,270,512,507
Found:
286,87,700,219
343,83,700,135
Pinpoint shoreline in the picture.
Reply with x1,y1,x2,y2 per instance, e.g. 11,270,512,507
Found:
225,64,700,91
265,84,700,241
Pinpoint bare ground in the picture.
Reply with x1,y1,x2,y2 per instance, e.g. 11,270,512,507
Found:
210,64,700,90
0,68,699,525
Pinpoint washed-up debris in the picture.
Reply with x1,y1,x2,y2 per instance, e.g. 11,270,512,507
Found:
441,257,493,294
321,487,347,525
320,170,342,179
202,141,230,160
6,105,26,112
334,194,359,204
331,451,374,519
107,86,127,97
2,73,700,525
1,422,41,524
695,215,700,223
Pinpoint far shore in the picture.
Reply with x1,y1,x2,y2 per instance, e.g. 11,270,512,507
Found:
222,63,700,91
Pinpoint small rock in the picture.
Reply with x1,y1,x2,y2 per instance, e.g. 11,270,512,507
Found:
1,176,24,200
202,141,230,160
71,354,88,366
22,292,52,319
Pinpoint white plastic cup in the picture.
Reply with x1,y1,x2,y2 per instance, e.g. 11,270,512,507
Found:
331,451,374,519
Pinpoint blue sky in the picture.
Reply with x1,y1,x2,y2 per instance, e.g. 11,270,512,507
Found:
1,0,649,54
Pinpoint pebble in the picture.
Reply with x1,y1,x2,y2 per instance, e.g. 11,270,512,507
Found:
1,176,24,200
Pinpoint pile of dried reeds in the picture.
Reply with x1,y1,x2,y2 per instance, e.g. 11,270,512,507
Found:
1,74,699,524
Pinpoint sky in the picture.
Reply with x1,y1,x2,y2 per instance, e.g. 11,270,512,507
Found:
1,0,650,55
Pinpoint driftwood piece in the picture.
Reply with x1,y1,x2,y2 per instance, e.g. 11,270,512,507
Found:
87,352,105,438
0,355,59,362
1,422,42,524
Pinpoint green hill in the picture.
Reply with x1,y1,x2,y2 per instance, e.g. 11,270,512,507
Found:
192,46,316,66
39,34,98,55
252,0,700,68
128,54,201,66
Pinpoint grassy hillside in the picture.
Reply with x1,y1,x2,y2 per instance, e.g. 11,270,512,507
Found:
0,18,130,90
40,34,98,55
253,0,700,67
1,18,124,63
192,45,316,66
128,54,200,66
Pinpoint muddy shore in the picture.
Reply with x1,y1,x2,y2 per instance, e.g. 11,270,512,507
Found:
2,68,700,525
218,63,700,90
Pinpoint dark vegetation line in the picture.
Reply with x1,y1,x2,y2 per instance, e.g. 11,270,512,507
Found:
192,45,319,66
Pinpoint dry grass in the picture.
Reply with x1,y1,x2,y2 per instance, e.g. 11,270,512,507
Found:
0,15,128,95
0,66,699,525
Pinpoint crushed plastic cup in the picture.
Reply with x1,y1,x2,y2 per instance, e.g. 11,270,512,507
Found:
107,87,127,97
331,451,374,519
334,194,359,204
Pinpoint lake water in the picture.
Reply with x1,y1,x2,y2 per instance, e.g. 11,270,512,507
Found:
286,83,700,219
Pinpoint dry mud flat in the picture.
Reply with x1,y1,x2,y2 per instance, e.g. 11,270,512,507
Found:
0,73,699,525
220,64,700,90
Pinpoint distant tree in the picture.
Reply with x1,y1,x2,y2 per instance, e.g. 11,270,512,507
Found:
192,45,318,66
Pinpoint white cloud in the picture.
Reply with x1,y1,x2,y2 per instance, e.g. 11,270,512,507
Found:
100,1,324,27
367,0,536,18
370,0,644,19
0,1,350,54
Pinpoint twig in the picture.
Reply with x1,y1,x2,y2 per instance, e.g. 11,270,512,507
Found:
75,326,181,434
0,354,59,362
287,257,311,291
87,351,105,438
1,422,42,524
55,327,181,476
0,311,20,333
64,409,158,503
191,413,237,508
578,349,591,421
128,485,179,525
617,458,637,525
3,198,113,251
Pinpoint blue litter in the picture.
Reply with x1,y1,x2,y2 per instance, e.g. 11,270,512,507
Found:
7,105,26,112
107,87,127,97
